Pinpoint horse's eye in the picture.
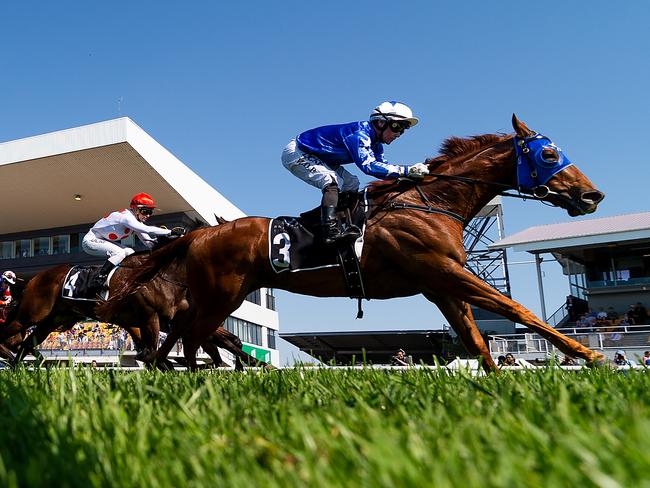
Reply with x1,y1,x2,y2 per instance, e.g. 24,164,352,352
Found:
542,148,559,163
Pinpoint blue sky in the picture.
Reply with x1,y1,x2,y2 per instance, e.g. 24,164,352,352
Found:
2,1,649,363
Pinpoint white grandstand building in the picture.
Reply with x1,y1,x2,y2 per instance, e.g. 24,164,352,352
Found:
0,117,279,366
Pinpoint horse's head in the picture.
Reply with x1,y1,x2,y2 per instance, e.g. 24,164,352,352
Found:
512,114,604,216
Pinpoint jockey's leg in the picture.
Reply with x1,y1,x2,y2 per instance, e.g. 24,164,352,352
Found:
321,183,343,244
82,233,131,294
282,138,356,244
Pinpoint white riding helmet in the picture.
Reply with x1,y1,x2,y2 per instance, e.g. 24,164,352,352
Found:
2,270,16,285
370,101,419,127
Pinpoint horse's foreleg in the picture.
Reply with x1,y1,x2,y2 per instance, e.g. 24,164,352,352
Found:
139,316,160,358
146,324,184,369
425,293,497,373
440,264,603,363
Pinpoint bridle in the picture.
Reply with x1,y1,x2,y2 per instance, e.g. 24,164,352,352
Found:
380,132,582,223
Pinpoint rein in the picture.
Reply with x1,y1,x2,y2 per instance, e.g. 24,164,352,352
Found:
385,185,466,224
379,173,548,225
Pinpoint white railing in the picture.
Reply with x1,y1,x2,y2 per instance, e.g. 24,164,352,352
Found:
489,324,650,357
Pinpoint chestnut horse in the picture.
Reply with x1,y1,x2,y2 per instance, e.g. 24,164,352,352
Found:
101,115,605,372
0,251,265,370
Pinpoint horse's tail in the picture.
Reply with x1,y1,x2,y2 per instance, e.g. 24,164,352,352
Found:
96,232,199,318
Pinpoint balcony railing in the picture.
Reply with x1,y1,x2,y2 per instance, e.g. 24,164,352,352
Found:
489,324,650,357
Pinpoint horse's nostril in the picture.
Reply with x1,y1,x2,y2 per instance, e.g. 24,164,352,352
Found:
581,190,604,205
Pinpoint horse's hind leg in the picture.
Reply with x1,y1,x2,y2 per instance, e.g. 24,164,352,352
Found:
439,263,603,363
182,309,236,371
209,327,270,370
200,341,226,368
15,326,54,365
425,293,497,373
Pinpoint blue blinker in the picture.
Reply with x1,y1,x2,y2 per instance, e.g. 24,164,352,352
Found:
515,133,573,192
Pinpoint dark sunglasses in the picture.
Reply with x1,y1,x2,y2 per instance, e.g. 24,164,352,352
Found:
138,207,154,216
388,121,410,134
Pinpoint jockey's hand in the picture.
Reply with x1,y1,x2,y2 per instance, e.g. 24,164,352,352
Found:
170,226,186,237
407,163,430,179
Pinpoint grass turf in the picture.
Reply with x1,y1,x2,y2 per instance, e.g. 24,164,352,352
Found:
0,367,648,487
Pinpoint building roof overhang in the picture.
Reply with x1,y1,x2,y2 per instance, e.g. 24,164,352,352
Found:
489,211,650,254
0,117,244,235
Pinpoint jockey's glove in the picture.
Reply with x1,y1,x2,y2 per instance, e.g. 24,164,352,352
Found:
406,163,430,179
170,227,186,237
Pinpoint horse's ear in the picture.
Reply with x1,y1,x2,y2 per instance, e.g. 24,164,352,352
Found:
512,113,533,137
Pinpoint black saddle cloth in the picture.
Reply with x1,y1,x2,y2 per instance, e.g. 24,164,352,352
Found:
269,192,366,273
62,265,107,301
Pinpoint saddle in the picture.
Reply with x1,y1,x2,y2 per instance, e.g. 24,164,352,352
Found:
62,265,117,301
269,191,368,316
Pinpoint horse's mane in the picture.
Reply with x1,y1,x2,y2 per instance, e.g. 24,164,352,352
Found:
369,133,508,193
96,229,205,318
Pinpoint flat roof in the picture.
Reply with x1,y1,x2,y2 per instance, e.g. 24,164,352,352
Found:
281,329,451,364
0,117,245,235
489,211,650,253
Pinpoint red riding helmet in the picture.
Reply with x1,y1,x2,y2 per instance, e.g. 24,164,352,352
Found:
130,193,156,209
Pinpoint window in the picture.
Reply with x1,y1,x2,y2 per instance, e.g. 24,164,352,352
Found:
70,233,84,254
32,237,51,256
15,240,32,258
267,328,276,349
224,316,262,346
0,242,13,260
266,288,276,311
246,289,261,305
52,235,70,255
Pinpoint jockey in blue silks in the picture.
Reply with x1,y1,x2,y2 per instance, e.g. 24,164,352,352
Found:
282,101,429,245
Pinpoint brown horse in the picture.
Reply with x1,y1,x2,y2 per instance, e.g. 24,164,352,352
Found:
101,115,605,372
0,252,266,370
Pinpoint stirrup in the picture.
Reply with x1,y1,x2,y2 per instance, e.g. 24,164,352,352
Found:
323,229,343,245
340,224,361,240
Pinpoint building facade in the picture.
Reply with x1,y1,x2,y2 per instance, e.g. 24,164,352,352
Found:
0,117,279,366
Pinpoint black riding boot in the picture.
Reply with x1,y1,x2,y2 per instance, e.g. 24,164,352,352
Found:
89,261,116,295
321,205,343,245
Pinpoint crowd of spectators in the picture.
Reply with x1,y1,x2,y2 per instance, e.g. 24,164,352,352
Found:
39,322,133,351
568,300,648,331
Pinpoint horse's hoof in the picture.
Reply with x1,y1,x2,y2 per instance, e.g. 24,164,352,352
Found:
586,353,607,368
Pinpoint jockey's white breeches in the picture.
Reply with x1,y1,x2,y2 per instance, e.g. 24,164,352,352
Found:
82,231,135,266
281,139,360,192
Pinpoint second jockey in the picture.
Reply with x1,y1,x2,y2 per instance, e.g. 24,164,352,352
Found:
0,270,16,323
82,193,180,293
281,101,429,245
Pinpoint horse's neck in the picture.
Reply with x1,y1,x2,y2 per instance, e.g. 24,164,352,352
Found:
416,140,516,221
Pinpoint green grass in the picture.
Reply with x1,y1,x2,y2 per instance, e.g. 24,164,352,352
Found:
0,367,648,488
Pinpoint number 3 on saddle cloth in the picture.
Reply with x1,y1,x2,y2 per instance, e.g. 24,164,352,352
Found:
269,191,368,309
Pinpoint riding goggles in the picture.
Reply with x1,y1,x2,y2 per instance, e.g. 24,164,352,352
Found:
137,207,154,216
388,121,410,134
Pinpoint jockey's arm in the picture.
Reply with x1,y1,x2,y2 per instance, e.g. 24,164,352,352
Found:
119,212,172,237
344,132,408,179
135,232,157,249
